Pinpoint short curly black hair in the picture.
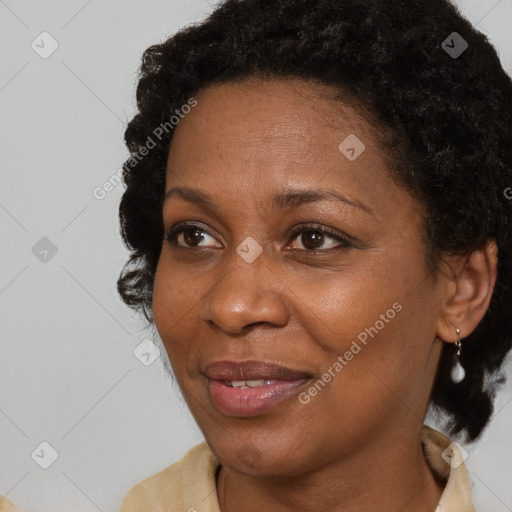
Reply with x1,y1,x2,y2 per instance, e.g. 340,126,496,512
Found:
118,0,512,442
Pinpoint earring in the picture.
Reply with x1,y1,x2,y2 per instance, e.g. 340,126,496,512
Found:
455,327,462,355
451,327,465,383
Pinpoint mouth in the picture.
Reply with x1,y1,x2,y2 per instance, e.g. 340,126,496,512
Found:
203,360,313,417
222,379,278,388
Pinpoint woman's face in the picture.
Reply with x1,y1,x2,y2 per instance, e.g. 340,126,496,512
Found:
152,77,446,475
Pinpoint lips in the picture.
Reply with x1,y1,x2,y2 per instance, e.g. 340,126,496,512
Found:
204,360,312,381
203,360,313,417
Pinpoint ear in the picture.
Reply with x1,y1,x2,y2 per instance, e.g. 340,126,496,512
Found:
436,240,498,344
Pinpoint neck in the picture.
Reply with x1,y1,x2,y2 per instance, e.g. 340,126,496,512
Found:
216,425,445,512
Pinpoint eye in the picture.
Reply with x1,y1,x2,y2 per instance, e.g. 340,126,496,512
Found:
287,225,353,251
165,223,354,252
165,223,222,248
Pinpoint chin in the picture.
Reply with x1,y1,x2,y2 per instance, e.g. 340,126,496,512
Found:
203,428,319,478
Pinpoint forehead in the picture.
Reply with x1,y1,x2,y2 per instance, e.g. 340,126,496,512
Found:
165,77,390,191
175,77,371,141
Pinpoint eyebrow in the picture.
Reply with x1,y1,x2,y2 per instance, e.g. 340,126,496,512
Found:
164,186,372,214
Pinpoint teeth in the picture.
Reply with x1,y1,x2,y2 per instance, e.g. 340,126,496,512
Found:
227,379,277,388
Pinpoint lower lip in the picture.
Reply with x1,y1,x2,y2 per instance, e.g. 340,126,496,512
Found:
208,378,310,417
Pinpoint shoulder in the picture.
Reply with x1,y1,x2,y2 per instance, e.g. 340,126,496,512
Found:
119,442,220,512
0,497,23,512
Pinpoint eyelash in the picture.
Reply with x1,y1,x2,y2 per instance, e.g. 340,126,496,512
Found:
165,222,354,251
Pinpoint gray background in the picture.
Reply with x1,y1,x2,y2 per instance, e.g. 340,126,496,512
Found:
1,1,511,511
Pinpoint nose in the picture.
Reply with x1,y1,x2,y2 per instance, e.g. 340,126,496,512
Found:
200,250,290,334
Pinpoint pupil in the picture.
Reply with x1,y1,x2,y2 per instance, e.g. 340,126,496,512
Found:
184,229,205,246
302,230,324,250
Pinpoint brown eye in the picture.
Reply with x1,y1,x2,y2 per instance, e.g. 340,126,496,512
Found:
288,225,351,251
183,228,207,246
300,230,325,250
165,224,222,248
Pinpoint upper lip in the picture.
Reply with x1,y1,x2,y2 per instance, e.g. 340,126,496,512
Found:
203,360,313,381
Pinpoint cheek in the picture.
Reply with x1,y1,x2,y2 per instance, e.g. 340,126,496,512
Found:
151,257,202,363
284,255,438,398
274,256,410,350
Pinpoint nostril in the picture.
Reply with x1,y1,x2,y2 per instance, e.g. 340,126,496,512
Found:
242,321,268,332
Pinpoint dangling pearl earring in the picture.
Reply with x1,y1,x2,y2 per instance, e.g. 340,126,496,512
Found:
451,327,465,383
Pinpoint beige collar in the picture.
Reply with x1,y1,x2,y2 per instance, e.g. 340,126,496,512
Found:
421,425,475,512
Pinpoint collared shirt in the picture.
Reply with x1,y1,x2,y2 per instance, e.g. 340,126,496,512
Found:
118,426,476,511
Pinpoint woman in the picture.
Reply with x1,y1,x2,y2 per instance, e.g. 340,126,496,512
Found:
117,0,512,510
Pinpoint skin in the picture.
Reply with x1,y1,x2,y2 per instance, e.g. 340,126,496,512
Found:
152,77,497,511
